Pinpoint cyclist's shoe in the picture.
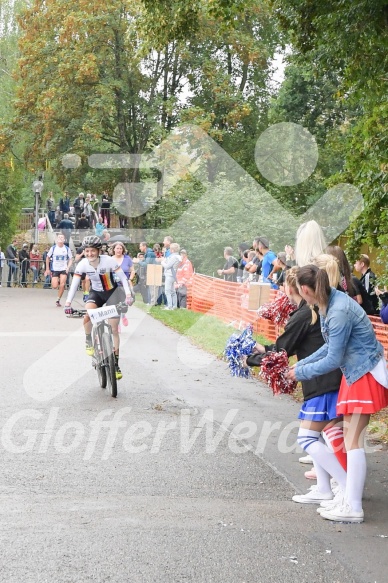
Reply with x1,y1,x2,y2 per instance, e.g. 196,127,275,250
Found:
115,363,123,380
56,299,61,307
85,341,94,357
83,293,89,303
122,315,129,327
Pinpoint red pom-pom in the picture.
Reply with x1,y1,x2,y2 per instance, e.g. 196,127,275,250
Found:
259,350,297,395
257,293,294,327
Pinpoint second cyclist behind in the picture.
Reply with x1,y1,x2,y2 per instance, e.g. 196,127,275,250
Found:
64,236,133,380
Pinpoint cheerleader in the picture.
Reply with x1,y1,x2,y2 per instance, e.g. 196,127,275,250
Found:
288,264,388,523
250,267,348,504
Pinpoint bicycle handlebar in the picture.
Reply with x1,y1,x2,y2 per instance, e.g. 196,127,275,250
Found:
66,301,129,318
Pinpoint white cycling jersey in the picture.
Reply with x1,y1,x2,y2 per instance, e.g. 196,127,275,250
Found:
48,244,72,271
66,255,130,303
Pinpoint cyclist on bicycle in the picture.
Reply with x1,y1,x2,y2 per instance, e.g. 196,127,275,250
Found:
64,235,133,380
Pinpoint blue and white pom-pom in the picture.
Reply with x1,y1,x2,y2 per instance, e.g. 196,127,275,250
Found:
224,325,256,378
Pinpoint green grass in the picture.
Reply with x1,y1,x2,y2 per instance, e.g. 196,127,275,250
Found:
136,300,269,357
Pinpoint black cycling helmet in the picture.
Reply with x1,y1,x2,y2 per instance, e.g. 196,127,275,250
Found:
82,235,102,249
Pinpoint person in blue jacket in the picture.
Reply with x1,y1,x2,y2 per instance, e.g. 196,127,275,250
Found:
288,264,388,523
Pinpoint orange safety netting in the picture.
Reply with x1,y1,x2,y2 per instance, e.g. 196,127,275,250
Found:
188,273,279,340
188,274,388,357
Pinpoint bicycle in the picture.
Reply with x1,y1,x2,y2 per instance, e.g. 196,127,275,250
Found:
67,302,128,398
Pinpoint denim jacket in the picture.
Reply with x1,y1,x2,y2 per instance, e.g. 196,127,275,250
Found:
295,288,384,385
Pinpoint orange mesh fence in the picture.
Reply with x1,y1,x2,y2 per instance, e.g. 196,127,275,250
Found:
188,274,388,355
189,273,279,341
369,316,388,360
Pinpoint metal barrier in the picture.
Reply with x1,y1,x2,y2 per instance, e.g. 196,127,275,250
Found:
0,258,49,288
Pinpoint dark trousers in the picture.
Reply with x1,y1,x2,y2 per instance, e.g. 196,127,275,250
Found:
21,260,29,286
7,261,17,286
177,286,187,308
134,280,149,303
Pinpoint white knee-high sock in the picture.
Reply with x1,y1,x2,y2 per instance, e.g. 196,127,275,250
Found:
298,429,347,491
346,448,366,512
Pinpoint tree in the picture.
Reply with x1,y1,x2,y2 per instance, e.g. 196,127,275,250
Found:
271,0,388,274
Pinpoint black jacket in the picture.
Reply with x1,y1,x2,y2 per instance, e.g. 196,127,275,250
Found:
265,299,342,401
6,244,18,260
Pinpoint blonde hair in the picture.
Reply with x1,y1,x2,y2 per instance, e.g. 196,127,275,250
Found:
286,266,317,324
295,220,327,267
313,254,340,288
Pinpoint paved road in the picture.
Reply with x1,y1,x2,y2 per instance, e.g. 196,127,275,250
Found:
1,288,388,583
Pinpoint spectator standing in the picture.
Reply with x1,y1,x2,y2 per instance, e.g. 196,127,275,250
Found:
162,236,173,258
270,252,291,290
111,242,135,325
161,242,181,310
257,237,277,287
54,206,62,228
59,191,71,217
0,246,5,287
134,242,157,304
95,216,105,237
376,287,388,324
288,265,388,523
175,249,193,308
42,245,52,288
285,244,296,266
354,254,379,314
295,220,327,267
58,213,74,244
83,195,93,228
101,230,111,244
90,194,99,219
19,243,30,287
100,193,111,228
46,192,56,227
133,252,149,303
77,213,90,229
217,246,238,282
6,239,19,287
29,245,41,285
237,243,250,282
73,192,84,228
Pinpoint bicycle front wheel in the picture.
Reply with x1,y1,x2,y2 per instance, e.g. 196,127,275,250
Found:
93,328,107,389
102,332,117,398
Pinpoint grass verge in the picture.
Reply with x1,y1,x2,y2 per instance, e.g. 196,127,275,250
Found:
135,301,269,357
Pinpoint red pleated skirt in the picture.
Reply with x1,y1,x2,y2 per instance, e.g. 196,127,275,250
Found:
336,372,388,415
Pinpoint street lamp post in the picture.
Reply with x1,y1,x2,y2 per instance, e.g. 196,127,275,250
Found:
32,177,44,244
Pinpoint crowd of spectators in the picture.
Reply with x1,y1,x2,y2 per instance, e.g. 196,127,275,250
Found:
217,236,386,321
46,190,111,232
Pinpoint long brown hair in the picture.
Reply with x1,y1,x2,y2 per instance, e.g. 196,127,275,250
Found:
296,264,332,313
325,245,357,297
285,266,317,324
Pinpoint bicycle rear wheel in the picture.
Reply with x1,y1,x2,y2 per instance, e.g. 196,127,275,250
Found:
93,329,107,389
102,332,117,398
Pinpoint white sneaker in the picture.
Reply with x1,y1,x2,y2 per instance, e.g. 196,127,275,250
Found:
299,454,313,464
320,500,364,523
317,490,344,513
292,489,333,504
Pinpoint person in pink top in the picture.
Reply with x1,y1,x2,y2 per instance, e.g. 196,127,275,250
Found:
175,249,193,309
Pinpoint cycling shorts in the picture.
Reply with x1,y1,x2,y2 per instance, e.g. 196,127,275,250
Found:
87,287,125,314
